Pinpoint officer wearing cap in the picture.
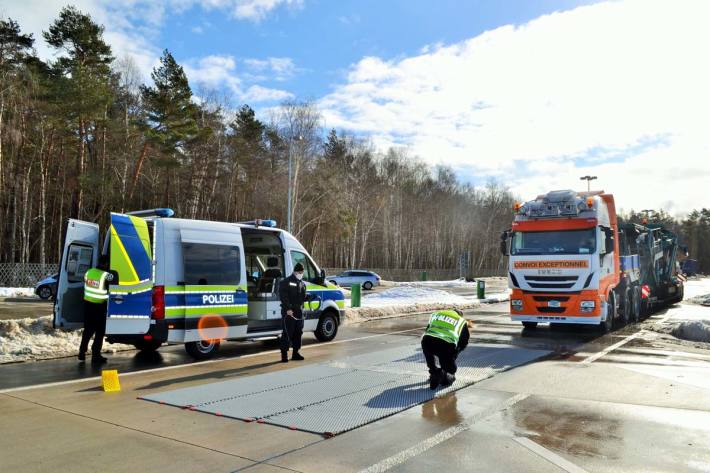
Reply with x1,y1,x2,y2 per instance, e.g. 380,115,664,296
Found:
278,262,310,362
421,308,471,389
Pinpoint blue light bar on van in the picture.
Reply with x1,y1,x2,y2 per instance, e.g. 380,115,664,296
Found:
126,208,175,218
238,219,278,228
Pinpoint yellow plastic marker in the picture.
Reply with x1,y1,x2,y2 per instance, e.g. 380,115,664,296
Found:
102,370,121,392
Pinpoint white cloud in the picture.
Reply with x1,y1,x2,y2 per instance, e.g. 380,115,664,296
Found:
242,84,293,102
184,55,293,103
229,0,302,21
2,1,295,102
244,56,297,81
320,0,710,214
2,0,300,79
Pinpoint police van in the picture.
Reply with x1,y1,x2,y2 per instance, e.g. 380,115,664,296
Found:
54,209,345,359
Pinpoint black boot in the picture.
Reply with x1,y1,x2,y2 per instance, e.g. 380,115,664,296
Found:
91,355,108,364
429,370,442,390
292,352,304,361
78,352,86,362
440,372,456,387
281,351,289,363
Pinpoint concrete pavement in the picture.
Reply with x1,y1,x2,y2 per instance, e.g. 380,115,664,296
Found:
2,302,710,472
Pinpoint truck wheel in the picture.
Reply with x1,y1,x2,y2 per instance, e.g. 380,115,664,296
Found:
522,322,538,330
315,311,339,342
599,293,615,333
631,286,641,323
185,340,221,360
133,339,162,352
620,290,631,326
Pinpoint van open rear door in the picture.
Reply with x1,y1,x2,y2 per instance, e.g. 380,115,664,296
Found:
54,219,99,329
106,213,153,335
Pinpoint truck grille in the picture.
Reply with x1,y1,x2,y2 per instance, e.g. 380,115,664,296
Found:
525,275,578,289
536,306,566,313
532,295,570,302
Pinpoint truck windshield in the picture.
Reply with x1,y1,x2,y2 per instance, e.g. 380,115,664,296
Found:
511,229,596,255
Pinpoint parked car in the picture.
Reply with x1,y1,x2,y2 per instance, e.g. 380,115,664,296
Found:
328,270,381,290
34,273,58,300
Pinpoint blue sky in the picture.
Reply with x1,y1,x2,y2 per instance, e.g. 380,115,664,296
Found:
7,0,710,213
159,0,600,101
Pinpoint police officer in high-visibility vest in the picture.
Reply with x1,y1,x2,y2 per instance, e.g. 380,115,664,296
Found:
421,309,471,389
79,255,114,364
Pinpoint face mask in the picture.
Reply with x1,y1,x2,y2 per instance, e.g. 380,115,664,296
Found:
295,272,304,280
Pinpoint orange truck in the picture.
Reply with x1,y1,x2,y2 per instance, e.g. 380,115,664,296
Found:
500,189,684,332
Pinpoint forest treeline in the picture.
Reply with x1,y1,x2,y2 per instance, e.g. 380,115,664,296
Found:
0,8,708,274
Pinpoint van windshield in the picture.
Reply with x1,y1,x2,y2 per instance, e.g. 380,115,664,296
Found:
511,229,596,255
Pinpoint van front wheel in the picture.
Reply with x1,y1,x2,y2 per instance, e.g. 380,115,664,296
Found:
315,312,339,342
185,340,221,360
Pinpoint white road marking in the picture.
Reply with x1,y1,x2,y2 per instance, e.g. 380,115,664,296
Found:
0,327,426,394
359,393,529,473
514,437,589,473
581,331,642,364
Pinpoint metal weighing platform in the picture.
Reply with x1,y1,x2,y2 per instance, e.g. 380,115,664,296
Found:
140,344,550,436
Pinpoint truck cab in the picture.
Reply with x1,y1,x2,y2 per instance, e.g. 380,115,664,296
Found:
502,190,621,331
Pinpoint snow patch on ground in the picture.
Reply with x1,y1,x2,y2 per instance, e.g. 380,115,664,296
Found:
0,287,36,298
670,320,710,343
380,277,506,288
0,316,134,364
682,277,710,305
344,286,509,321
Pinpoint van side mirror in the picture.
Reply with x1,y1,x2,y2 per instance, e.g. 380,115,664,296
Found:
316,268,326,286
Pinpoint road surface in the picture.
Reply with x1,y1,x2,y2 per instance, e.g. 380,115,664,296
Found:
2,300,710,472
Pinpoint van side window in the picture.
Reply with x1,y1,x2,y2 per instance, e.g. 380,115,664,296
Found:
182,243,241,285
290,251,318,283
66,244,93,283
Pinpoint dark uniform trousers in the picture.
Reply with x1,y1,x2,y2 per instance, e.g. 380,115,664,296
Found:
80,301,106,356
421,335,459,376
279,274,308,354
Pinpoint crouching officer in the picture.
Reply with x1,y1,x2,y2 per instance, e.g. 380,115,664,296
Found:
421,309,471,389
278,262,314,362
79,255,114,364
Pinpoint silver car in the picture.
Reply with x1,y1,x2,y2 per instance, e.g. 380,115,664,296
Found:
328,270,381,290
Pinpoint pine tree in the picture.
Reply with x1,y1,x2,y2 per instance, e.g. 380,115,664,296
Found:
132,50,201,202
43,6,114,218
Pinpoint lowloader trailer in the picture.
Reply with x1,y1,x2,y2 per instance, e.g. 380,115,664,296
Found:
500,190,684,332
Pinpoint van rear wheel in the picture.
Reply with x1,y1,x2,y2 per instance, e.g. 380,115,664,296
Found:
185,340,221,360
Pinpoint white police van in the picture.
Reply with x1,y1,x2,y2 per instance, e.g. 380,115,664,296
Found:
54,209,345,359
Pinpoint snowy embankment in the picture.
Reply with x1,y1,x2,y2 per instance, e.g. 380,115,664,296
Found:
344,285,510,321
0,279,509,363
379,278,477,288
647,277,710,344
0,287,36,298
0,317,134,364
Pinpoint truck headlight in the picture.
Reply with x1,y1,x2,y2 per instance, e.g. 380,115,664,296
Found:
580,301,595,308
511,299,523,309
